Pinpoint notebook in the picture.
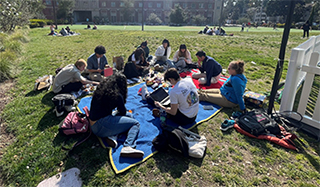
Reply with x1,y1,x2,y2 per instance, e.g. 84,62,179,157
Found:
156,56,167,62
149,87,170,106
104,68,113,77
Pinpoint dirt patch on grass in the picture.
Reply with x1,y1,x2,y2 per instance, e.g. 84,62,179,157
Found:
0,79,16,186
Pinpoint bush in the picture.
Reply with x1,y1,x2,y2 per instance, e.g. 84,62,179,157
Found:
0,57,11,81
29,22,39,28
276,23,285,28
29,19,53,28
311,25,318,30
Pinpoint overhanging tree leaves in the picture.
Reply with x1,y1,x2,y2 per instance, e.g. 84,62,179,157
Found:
0,0,44,32
56,0,74,20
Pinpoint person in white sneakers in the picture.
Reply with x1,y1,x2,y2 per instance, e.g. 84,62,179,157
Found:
89,73,144,158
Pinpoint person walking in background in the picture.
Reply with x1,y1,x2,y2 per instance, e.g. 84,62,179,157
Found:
193,51,222,86
302,21,311,38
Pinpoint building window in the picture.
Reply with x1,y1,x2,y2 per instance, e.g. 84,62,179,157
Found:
45,0,51,5
217,6,220,9
208,4,212,9
139,2,143,7
111,2,116,7
102,2,106,7
174,3,179,7
191,3,195,8
120,2,124,7
157,3,161,8
148,2,152,8
183,3,187,8
199,3,204,8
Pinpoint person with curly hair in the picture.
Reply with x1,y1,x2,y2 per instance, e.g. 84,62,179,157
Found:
89,73,144,158
198,60,247,113
86,45,109,82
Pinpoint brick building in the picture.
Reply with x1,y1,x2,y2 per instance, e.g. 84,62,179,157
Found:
43,0,223,25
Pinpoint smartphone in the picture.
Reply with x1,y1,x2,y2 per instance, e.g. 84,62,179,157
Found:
203,105,214,110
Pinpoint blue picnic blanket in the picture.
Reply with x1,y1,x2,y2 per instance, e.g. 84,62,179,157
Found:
77,83,221,174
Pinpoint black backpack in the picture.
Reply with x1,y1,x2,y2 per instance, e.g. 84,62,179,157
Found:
236,109,280,136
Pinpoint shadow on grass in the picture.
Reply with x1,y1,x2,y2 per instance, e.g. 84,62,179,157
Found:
41,91,56,106
52,134,110,186
37,107,65,131
25,89,49,97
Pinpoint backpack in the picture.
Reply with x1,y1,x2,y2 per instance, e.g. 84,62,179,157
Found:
52,94,76,108
34,75,54,91
113,56,124,71
153,126,207,158
59,111,89,135
60,106,92,151
236,109,280,137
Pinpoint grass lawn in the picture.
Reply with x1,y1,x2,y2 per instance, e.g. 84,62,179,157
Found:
0,26,319,186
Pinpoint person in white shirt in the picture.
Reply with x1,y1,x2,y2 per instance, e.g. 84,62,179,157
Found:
155,39,172,66
154,68,199,126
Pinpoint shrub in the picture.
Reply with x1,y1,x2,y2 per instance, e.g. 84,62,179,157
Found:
0,56,11,81
311,25,318,30
276,23,285,28
29,22,39,28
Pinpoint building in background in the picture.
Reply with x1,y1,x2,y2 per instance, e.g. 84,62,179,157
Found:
42,0,223,25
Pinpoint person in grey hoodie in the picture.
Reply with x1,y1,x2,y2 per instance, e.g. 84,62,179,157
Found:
193,50,222,86
198,60,247,112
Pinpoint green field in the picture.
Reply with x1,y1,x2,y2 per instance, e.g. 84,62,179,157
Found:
51,24,320,33
0,26,319,186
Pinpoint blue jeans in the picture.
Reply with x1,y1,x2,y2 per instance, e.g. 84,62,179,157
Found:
166,59,176,68
91,112,140,147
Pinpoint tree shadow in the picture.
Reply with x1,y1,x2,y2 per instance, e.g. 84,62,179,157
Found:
52,134,109,186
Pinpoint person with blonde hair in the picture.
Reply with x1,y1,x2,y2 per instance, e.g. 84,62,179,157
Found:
52,59,99,94
198,60,247,112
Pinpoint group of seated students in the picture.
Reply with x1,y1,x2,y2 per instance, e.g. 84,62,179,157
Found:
51,43,247,158
199,25,226,36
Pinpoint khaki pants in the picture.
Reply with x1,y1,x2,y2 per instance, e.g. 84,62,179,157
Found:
198,89,238,108
89,72,104,82
192,73,221,85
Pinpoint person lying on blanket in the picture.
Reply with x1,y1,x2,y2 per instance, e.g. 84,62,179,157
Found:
198,60,247,113
193,50,222,86
89,73,144,158
150,68,199,125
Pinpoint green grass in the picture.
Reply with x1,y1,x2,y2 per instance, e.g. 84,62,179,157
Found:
0,26,320,186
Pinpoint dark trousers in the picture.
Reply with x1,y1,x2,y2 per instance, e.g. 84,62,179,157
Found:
167,109,197,126
303,30,309,38
59,82,82,94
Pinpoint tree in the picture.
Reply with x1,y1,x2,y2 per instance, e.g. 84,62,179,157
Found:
192,14,207,25
266,0,305,18
0,0,44,32
147,13,162,25
56,0,74,21
169,5,187,25
120,0,134,23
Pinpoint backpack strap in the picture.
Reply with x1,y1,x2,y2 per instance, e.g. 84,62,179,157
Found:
62,107,92,152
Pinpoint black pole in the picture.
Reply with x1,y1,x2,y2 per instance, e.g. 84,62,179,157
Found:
267,0,296,115
141,0,144,31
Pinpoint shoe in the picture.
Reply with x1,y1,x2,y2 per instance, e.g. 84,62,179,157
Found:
220,119,235,131
141,84,149,100
55,106,64,117
152,108,160,117
64,105,76,112
104,135,118,148
97,135,118,148
120,146,144,158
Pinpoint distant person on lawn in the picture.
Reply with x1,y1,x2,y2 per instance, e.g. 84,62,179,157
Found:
193,50,222,86
86,45,109,82
302,21,311,38
198,60,247,112
52,59,99,94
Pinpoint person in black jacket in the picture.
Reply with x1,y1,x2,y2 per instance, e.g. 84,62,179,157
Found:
301,21,311,38
193,51,222,86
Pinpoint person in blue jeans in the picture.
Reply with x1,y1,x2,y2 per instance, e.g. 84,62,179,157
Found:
89,73,144,158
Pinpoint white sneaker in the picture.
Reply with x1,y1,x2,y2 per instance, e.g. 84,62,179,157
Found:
65,105,76,112
120,146,144,158
104,135,118,148
141,84,149,100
